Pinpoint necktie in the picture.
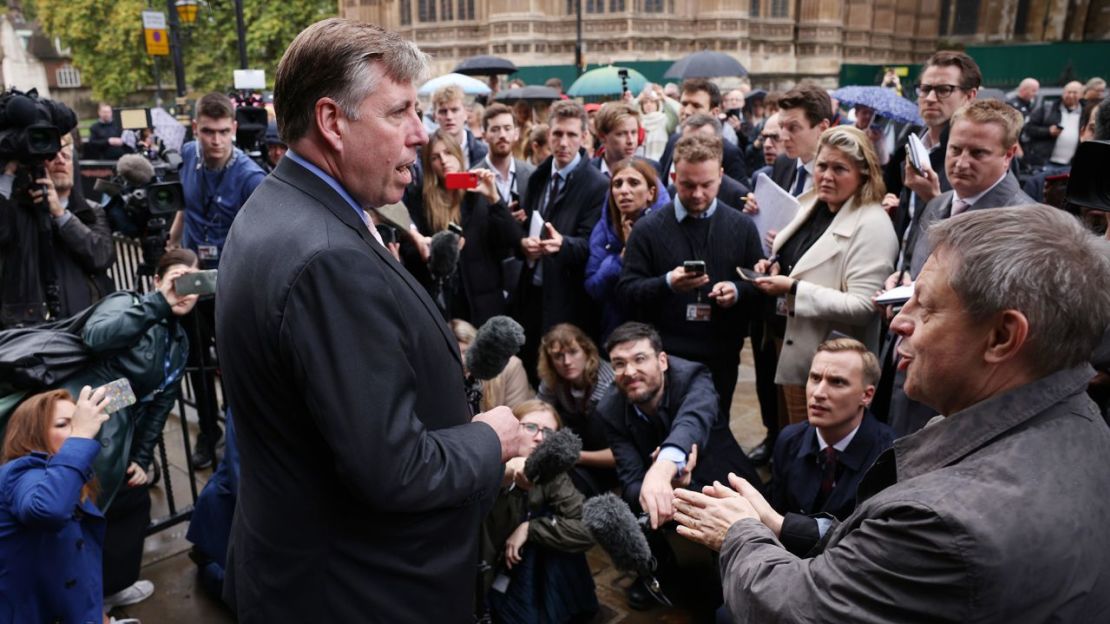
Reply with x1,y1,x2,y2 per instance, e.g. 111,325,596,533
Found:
543,172,561,218
951,198,970,216
819,446,839,498
792,165,808,197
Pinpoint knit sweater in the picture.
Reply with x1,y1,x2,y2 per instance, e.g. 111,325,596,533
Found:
616,201,764,361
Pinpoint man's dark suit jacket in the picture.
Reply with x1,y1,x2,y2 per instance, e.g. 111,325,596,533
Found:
769,153,802,193
465,128,489,168
888,125,952,247
887,171,1035,438
216,156,504,622
658,131,748,184
770,412,894,520
520,149,608,334
668,174,750,211
596,356,764,507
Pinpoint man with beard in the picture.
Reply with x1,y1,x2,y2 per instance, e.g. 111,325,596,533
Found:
1,131,114,327
473,103,534,224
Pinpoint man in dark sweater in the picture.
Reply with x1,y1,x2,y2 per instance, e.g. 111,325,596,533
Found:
617,134,764,416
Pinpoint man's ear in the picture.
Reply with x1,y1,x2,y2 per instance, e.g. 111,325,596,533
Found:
861,384,876,407
658,351,668,372
983,309,1030,365
314,98,345,153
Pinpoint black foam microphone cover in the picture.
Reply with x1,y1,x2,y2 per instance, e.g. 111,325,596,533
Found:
428,230,460,278
524,429,582,484
582,493,653,576
465,316,525,380
116,153,156,187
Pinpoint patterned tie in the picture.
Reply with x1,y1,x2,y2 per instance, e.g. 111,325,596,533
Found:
792,165,808,197
819,446,839,498
951,197,971,216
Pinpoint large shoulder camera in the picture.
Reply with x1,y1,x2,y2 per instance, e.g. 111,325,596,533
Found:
0,87,77,164
97,151,184,277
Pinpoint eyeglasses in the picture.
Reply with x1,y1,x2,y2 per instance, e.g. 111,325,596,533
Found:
915,84,965,99
760,133,780,143
520,422,554,436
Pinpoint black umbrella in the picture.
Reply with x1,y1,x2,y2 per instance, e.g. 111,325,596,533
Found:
493,86,562,104
453,55,518,76
663,51,747,79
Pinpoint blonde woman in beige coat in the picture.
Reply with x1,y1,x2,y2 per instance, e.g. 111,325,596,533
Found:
752,126,898,424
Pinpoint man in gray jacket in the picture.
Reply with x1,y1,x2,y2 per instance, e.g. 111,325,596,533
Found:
673,204,1110,622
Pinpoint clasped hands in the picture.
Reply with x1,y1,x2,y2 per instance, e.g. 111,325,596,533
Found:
672,472,784,552
520,222,563,261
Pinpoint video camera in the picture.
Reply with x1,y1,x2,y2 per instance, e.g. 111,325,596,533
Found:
97,152,184,276
230,91,268,164
0,87,77,165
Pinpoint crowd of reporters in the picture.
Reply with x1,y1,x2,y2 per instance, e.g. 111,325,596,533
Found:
0,44,1108,623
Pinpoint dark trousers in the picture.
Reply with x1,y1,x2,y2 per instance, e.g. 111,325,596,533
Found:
103,483,151,595
184,296,221,445
750,320,780,445
514,281,544,388
701,349,742,421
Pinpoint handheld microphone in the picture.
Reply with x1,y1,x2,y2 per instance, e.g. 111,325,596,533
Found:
115,153,156,187
582,493,673,607
465,316,525,381
524,429,581,484
428,230,460,279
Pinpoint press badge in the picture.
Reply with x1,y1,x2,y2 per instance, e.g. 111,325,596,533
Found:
686,303,711,322
775,296,789,317
198,245,219,262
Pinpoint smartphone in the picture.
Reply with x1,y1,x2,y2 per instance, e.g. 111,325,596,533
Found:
736,267,762,282
684,260,706,276
99,377,137,414
174,269,218,296
445,172,479,190
376,224,398,245
447,222,464,236
725,108,743,119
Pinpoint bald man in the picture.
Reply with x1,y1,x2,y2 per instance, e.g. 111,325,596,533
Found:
1025,80,1083,173
1006,78,1039,120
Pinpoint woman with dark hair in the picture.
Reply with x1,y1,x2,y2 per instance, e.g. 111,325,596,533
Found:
54,247,199,610
480,400,597,624
585,158,662,343
536,324,617,496
0,386,112,623
402,129,520,325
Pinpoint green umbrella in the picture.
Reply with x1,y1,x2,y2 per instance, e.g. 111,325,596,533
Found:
567,66,648,99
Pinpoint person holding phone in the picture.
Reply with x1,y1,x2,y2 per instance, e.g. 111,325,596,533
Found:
47,248,198,611
751,126,897,425
0,386,114,624
402,128,520,325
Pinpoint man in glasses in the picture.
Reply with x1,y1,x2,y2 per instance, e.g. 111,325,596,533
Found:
882,51,980,277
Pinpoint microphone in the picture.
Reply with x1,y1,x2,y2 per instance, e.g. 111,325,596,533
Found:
582,493,673,607
428,230,460,279
116,153,156,187
524,429,581,484
464,316,525,381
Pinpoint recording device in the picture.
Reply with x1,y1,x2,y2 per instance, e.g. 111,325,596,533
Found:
0,88,78,321
174,269,218,297
428,230,461,279
465,316,526,381
376,224,399,245
582,494,673,607
735,267,761,282
445,171,480,190
99,377,138,414
98,153,185,276
725,108,743,120
618,68,630,95
230,90,268,163
523,429,582,485
446,221,464,236
683,260,706,276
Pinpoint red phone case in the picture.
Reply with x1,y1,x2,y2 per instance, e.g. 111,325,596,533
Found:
445,172,479,190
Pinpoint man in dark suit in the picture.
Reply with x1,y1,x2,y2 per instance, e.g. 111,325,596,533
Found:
887,99,1033,436
770,338,894,531
515,100,609,378
617,134,764,420
599,321,763,528
214,19,528,622
474,102,534,217
658,79,748,184
745,85,832,211
667,114,750,208
432,83,488,168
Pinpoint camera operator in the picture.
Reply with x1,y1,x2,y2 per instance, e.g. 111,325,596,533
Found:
167,92,265,469
0,92,113,328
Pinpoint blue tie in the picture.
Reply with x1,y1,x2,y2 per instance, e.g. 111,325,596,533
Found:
792,165,808,197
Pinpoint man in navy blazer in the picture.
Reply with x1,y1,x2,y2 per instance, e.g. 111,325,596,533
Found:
589,100,670,209
770,337,894,525
215,20,527,622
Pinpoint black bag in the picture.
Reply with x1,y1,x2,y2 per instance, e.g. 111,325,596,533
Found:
0,296,115,389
